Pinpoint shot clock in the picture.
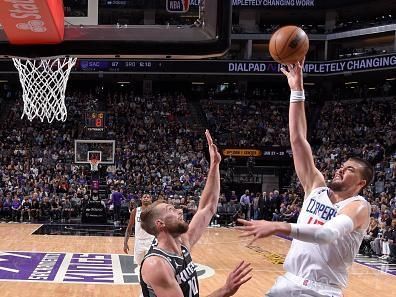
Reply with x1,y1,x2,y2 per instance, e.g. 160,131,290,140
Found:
85,112,106,132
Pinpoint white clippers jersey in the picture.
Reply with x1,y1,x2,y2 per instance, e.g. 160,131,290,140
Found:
135,207,155,241
284,187,370,288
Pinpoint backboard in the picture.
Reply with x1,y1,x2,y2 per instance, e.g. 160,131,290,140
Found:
74,139,115,164
0,0,232,59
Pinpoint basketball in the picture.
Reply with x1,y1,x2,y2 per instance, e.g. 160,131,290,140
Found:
269,25,309,65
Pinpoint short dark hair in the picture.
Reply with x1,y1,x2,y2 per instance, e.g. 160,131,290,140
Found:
140,201,165,236
348,157,374,189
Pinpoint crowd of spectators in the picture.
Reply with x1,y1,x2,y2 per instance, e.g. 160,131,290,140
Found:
331,81,394,101
232,23,325,35
333,14,395,33
231,13,395,35
201,92,395,262
0,83,395,263
0,87,209,224
336,47,390,59
0,88,97,223
201,99,290,147
103,91,209,197
311,98,394,187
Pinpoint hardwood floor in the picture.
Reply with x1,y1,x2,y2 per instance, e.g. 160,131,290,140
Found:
0,224,394,296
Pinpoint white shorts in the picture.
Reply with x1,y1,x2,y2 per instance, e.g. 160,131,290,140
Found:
134,238,153,265
266,272,343,297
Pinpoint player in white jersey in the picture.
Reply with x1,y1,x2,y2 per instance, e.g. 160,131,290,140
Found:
124,193,155,265
237,58,373,297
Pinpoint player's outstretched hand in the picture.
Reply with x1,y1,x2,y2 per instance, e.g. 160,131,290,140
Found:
205,129,221,165
222,261,252,297
236,219,278,246
280,57,305,91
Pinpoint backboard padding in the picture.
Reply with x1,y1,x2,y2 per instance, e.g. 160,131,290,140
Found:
0,0,231,59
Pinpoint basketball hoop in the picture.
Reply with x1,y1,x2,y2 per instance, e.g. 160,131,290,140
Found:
89,159,100,172
12,56,77,123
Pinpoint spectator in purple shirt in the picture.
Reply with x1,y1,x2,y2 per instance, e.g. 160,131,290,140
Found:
11,195,21,222
2,196,12,221
108,187,124,224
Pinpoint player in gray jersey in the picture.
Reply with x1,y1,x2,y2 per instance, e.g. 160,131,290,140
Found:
140,130,252,297
237,59,373,297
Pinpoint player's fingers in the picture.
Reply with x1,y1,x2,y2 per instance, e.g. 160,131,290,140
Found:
235,225,254,232
247,236,258,246
238,231,255,238
211,143,218,152
235,225,254,233
228,261,244,278
297,59,305,70
205,129,213,145
236,267,253,281
232,260,245,273
234,263,252,278
235,275,253,287
280,67,289,76
237,219,253,226
232,261,249,275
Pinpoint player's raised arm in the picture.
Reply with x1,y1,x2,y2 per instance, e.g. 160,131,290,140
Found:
184,129,221,249
281,59,325,196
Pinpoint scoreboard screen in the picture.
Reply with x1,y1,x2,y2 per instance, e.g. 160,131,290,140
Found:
85,112,106,132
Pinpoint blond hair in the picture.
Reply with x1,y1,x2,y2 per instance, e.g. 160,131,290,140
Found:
140,200,165,236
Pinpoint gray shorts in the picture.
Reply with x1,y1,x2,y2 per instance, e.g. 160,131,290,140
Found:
265,273,343,297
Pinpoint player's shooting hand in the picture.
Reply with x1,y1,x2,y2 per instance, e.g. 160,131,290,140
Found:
222,261,252,297
280,57,305,91
205,129,221,165
236,219,278,246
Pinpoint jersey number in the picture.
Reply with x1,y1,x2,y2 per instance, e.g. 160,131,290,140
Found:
188,277,198,297
307,216,324,225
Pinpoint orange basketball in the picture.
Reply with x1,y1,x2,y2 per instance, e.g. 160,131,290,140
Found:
269,25,309,65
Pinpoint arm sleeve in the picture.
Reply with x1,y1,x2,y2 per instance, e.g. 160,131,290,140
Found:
289,214,354,244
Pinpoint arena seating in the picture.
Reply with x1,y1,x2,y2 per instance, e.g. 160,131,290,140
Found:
0,86,394,264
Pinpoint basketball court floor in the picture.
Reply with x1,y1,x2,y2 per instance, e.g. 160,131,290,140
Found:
0,224,394,297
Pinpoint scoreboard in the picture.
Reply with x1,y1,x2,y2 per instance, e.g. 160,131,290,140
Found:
85,112,106,132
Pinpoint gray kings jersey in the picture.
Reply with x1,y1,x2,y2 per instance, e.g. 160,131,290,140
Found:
140,244,199,297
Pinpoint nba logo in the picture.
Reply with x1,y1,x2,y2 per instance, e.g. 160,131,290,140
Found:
166,0,190,13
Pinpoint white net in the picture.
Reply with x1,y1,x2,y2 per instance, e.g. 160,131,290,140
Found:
12,57,77,123
89,159,99,172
